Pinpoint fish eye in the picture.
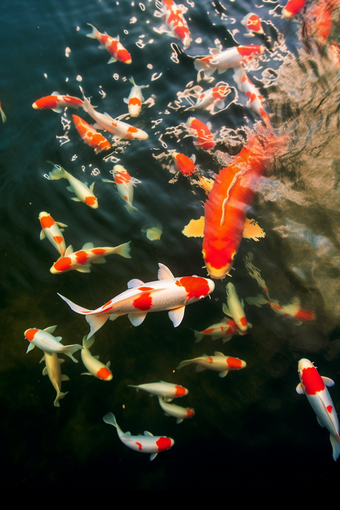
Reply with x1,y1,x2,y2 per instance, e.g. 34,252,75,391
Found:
231,252,236,260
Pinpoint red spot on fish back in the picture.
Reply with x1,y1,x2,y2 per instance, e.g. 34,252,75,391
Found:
240,316,247,327
91,248,106,256
327,405,333,414
176,276,210,299
115,171,130,184
206,357,213,363
97,366,112,380
136,442,142,451
132,292,153,311
53,236,64,245
156,437,172,451
75,251,89,265
295,308,315,321
40,215,55,228
237,45,262,57
226,357,243,369
301,366,325,395
174,385,187,396
138,286,154,291
129,97,142,106
53,257,72,272
25,328,39,341
84,196,97,206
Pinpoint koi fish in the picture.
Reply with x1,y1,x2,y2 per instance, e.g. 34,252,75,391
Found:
24,325,83,363
50,241,131,274
48,162,98,209
39,211,67,257
302,0,338,48
186,117,215,150
128,381,188,401
102,164,141,213
224,282,249,332
158,396,195,424
124,77,147,117
233,68,271,127
172,152,197,175
241,13,264,37
86,24,132,64
103,412,175,461
296,358,340,461
0,101,6,122
72,114,111,153
282,0,307,19
32,92,84,112
194,45,264,79
81,335,112,380
193,318,243,343
156,0,192,50
186,84,231,114
57,262,215,338
79,86,148,141
176,351,247,378
40,352,69,407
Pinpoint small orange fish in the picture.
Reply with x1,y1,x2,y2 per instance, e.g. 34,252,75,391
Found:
186,117,215,150
72,114,111,154
86,24,132,64
172,152,197,175
32,92,84,113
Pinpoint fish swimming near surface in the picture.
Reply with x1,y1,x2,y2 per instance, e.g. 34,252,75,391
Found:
103,412,175,460
48,162,98,209
176,351,247,378
128,381,188,401
50,241,131,274
194,45,264,79
32,92,84,112
241,13,264,37
24,325,83,363
40,352,69,407
102,164,141,213
193,317,246,344
124,76,148,117
223,282,249,332
86,23,132,64
233,68,271,127
0,101,7,122
186,117,215,150
171,152,197,176
72,114,111,153
57,262,215,338
39,211,68,257
158,396,195,424
282,0,307,19
185,84,231,114
155,0,192,50
296,358,340,461
81,335,112,380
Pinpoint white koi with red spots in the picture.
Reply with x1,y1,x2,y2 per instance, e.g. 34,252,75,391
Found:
241,13,264,37
124,77,147,117
224,282,249,332
24,326,83,363
158,396,195,424
296,358,340,461
193,318,246,343
282,0,307,19
103,412,174,460
57,262,215,338
233,68,270,126
50,241,131,274
39,211,68,257
128,381,188,402
40,352,69,407
155,0,192,50
194,45,264,79
102,164,141,213
32,91,84,113
186,84,231,114
86,24,132,64
176,351,247,378
48,163,98,209
81,335,112,381
79,86,148,140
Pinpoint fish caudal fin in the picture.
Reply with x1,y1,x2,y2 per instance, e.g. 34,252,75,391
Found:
57,293,92,315
103,412,118,429
64,344,83,363
330,434,340,461
86,23,98,38
85,314,111,338
48,164,67,180
54,390,69,407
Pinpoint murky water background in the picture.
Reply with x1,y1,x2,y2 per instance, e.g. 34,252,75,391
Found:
1,0,340,489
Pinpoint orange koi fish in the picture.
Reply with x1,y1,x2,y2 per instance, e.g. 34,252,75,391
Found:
50,241,131,274
194,45,264,79
282,0,307,19
156,0,192,50
86,24,132,64
39,211,68,257
193,318,243,343
186,84,231,114
172,152,197,175
32,92,84,113
186,117,215,150
241,13,264,37
233,68,271,127
72,114,111,154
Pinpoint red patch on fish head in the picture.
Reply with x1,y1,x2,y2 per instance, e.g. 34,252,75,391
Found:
240,316,247,328
237,45,262,57
156,437,173,451
175,385,187,396
117,48,132,64
34,96,59,110
176,276,211,300
301,366,325,395
226,357,243,369
85,196,98,207
97,366,112,380
186,409,195,418
132,292,153,311
202,237,238,279
40,214,55,228
25,328,39,341
53,257,72,272
75,250,88,265
247,14,261,31
125,126,139,139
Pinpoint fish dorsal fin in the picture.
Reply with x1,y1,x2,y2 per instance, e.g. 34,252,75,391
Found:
65,245,73,256
158,263,174,280
128,278,144,288
82,242,94,250
44,325,58,334
144,431,153,437
214,351,224,357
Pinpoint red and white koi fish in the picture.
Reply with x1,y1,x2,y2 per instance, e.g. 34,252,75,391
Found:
0,102,7,123
39,211,67,257
186,84,231,114
32,92,84,113
194,45,264,79
50,241,131,274
128,381,188,401
223,282,249,332
241,13,264,37
102,164,141,213
156,0,192,50
48,162,98,209
302,0,338,48
233,68,271,126
177,351,247,378
24,326,83,363
172,152,197,176
79,86,148,141
282,0,307,19
86,24,132,64
193,318,243,343
57,262,215,338
81,335,112,380
124,77,147,117
103,412,174,461
186,117,215,150
40,352,69,407
158,396,195,424
296,358,340,461
72,114,111,153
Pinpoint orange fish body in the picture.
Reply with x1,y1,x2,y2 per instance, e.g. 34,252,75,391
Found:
172,152,197,175
72,114,111,153
32,93,84,113
187,117,215,150
86,24,132,64
282,0,307,19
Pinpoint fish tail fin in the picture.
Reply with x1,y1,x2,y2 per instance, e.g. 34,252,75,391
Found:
245,294,269,307
48,164,67,180
57,293,92,315
82,334,95,350
85,314,111,339
64,344,83,363
330,434,340,461
103,412,118,429
86,23,97,38
176,359,193,370
193,331,204,343
115,241,132,259
54,390,69,407
124,203,138,214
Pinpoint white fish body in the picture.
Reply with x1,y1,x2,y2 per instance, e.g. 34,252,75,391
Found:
81,336,112,380
24,325,83,363
224,282,248,332
124,77,148,117
158,396,195,424
48,162,98,208
40,352,69,407
39,211,68,256
176,351,247,378
128,381,188,401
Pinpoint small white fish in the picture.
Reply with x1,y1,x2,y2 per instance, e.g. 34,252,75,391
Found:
39,211,68,256
124,77,148,117
158,396,195,424
128,381,188,402
176,351,247,378
224,282,248,332
103,164,141,213
103,412,175,460
24,326,83,363
81,335,112,380
48,162,98,209
40,352,69,407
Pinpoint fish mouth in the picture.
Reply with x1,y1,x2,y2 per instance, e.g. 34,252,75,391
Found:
204,262,232,280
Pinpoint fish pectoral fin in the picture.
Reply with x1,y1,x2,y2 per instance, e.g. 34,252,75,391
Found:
40,230,46,240
222,303,231,317
150,453,158,461
44,325,58,334
26,343,35,353
219,370,229,377
296,383,304,394
76,265,92,273
61,374,70,381
243,217,266,241
128,312,147,327
56,222,68,228
71,197,81,202
322,376,335,387
214,351,225,357
82,242,94,250
42,367,48,376
168,306,185,328
144,431,153,437
182,217,205,238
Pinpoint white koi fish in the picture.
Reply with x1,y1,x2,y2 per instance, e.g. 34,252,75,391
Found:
176,351,247,378
296,358,340,461
124,77,148,117
241,13,264,37
102,164,141,213
57,262,215,338
48,162,98,209
24,326,83,363
224,282,249,332
158,396,195,424
128,381,188,401
103,412,174,460
81,335,112,380
155,0,192,50
50,241,131,274
86,24,132,64
40,352,69,407
233,68,271,126
79,86,148,140
194,45,264,79
193,318,245,343
39,211,68,256
186,84,231,114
